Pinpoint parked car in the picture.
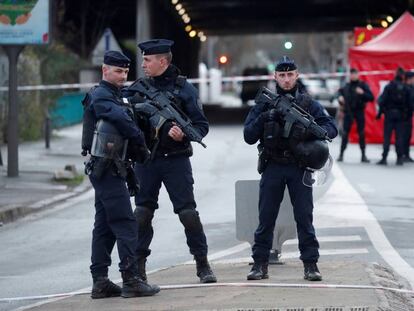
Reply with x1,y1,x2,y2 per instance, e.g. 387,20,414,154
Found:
240,67,269,105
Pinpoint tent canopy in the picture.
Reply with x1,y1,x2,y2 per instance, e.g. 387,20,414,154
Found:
348,11,414,144
350,11,414,60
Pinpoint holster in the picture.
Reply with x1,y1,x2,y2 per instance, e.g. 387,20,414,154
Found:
113,159,127,178
126,163,140,196
89,157,111,180
263,121,281,150
257,146,269,174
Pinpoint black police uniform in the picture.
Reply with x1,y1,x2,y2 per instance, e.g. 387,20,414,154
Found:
83,51,159,298
244,57,337,281
403,73,414,161
338,76,374,162
377,76,410,165
124,39,216,283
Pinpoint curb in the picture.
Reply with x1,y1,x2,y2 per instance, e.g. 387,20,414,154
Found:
0,178,91,225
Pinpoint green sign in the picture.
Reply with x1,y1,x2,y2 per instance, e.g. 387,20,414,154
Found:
0,0,49,44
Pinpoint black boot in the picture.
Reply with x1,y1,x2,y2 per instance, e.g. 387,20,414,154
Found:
337,153,344,162
195,256,217,283
406,156,414,163
361,152,370,163
396,157,404,166
137,257,147,282
304,262,322,281
121,271,160,298
91,276,121,299
268,249,283,265
247,262,269,280
376,158,387,165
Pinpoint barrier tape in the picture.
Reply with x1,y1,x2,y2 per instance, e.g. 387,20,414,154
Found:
0,69,412,92
1,282,413,303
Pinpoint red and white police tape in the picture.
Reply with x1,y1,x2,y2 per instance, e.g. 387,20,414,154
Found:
0,69,412,92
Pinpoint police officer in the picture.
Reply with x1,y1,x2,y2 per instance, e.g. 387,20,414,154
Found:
337,68,374,163
376,68,410,166
244,56,337,281
402,71,414,162
82,51,159,298
124,39,217,284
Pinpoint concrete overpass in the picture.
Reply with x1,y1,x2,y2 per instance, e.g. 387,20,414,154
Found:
58,0,414,77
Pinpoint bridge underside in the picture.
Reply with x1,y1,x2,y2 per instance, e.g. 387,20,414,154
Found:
58,0,413,77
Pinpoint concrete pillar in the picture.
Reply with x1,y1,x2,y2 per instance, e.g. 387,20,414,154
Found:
198,63,208,103
136,0,152,78
209,68,222,103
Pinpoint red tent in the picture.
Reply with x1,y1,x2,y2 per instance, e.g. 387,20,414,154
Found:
348,11,414,144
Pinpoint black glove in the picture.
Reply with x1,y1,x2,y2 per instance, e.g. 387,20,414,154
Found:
128,142,151,164
126,166,140,197
290,123,308,141
258,108,277,123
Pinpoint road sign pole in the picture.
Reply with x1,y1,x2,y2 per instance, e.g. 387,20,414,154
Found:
4,45,24,177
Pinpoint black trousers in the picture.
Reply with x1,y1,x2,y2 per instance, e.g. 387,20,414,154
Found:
89,171,138,279
340,110,366,153
134,155,208,259
252,162,319,264
402,115,413,157
382,110,404,159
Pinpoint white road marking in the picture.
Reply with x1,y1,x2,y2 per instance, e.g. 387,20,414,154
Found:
185,235,362,265
212,248,369,264
315,163,414,289
284,235,362,245
357,183,376,193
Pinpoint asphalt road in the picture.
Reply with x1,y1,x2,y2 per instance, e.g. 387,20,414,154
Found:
0,125,413,311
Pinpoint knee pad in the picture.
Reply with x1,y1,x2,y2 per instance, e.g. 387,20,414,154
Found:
134,206,154,230
178,209,203,232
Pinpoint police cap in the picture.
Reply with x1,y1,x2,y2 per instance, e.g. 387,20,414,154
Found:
138,39,174,55
103,51,130,68
275,56,297,72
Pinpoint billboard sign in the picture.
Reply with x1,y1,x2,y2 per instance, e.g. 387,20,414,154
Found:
0,0,49,45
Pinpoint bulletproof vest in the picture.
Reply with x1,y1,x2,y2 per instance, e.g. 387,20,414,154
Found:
343,82,362,110
144,76,191,154
263,91,311,154
149,75,186,110
387,81,406,110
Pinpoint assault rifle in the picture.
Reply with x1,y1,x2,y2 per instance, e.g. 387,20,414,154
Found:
255,87,332,142
129,79,207,148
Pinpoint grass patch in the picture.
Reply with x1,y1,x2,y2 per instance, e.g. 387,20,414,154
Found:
55,174,85,187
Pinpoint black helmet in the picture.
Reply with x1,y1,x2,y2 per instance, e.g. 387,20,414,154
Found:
292,139,329,170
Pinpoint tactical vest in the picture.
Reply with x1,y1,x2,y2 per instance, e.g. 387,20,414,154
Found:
143,75,193,157
262,91,312,156
81,86,133,156
386,81,407,111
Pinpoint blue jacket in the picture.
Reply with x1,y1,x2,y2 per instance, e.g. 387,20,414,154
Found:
123,65,208,155
88,80,145,146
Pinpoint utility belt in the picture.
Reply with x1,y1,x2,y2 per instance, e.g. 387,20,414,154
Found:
85,156,128,179
266,149,297,164
85,157,140,196
154,145,193,159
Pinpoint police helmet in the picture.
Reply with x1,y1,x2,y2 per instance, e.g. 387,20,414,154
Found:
292,139,329,170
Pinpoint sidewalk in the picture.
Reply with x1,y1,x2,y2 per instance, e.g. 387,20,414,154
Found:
18,260,414,311
0,124,90,224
